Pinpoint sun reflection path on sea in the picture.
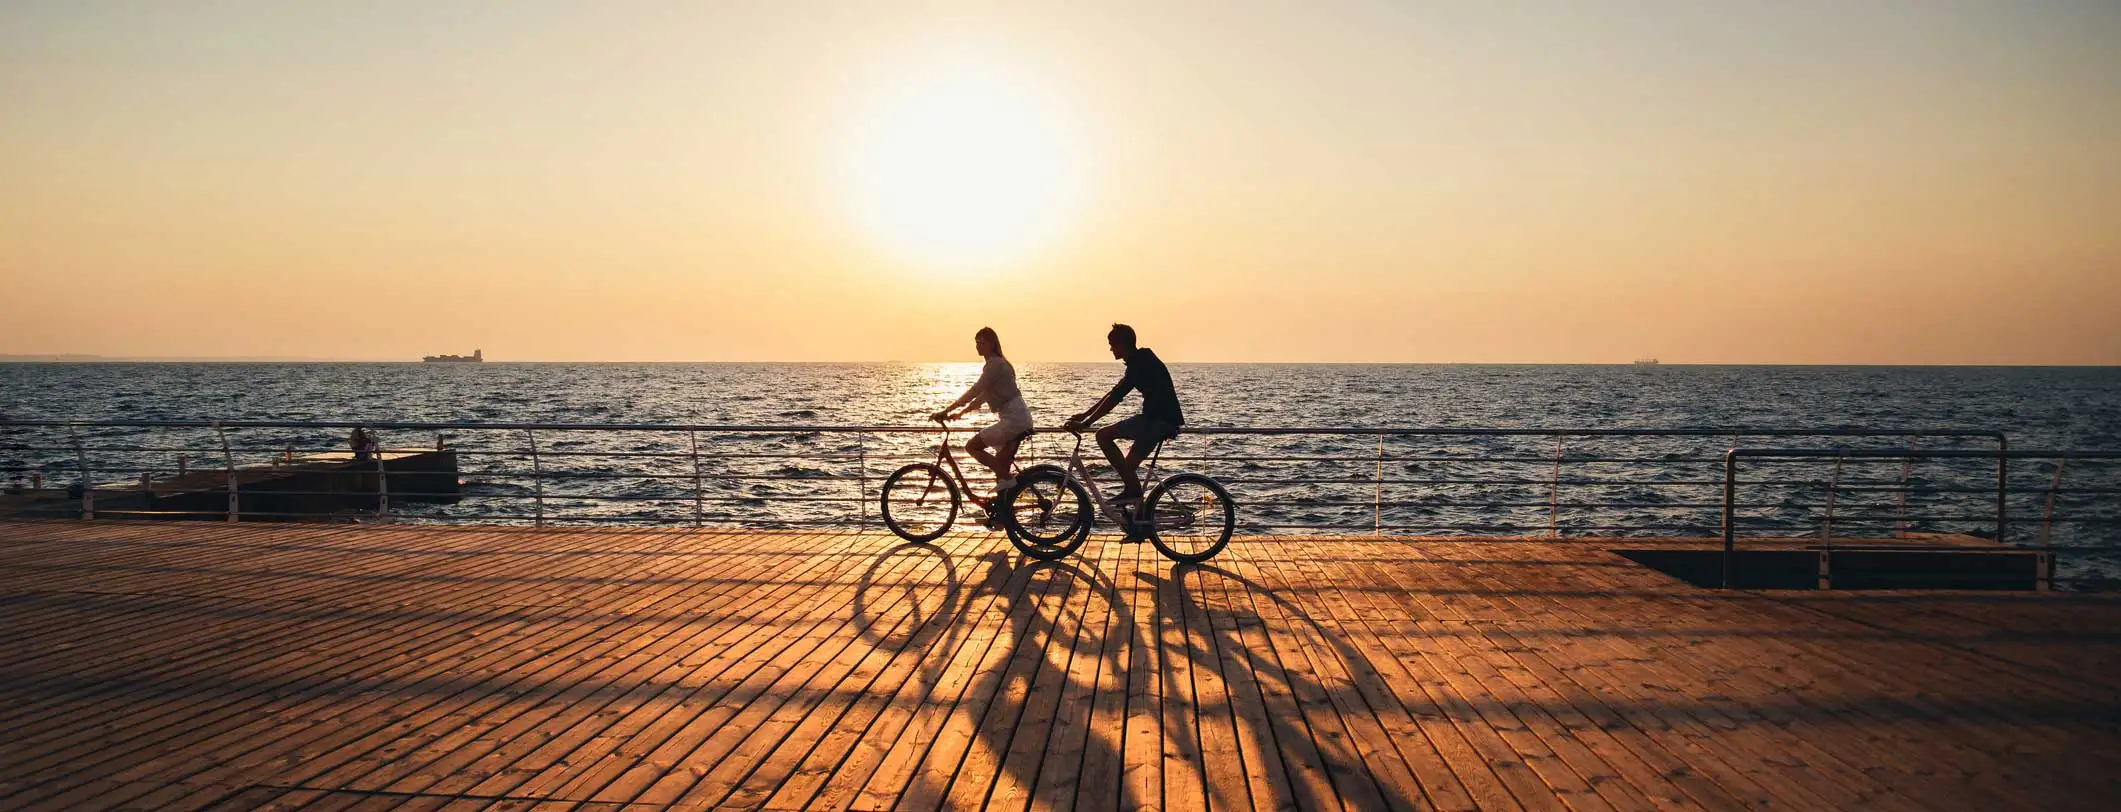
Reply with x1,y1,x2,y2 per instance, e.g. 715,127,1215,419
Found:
907,362,986,416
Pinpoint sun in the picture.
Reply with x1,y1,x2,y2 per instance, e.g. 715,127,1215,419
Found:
845,59,1083,274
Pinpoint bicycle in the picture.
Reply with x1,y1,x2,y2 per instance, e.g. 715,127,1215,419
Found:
1000,427,1235,563
878,418,1033,543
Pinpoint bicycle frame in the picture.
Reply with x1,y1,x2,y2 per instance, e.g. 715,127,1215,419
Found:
918,419,1027,509
1045,429,1165,525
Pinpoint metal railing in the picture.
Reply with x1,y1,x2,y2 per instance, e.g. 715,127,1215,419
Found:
1722,448,2121,589
0,419,2024,534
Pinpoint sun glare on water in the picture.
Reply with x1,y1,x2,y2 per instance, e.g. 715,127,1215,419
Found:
845,59,1084,275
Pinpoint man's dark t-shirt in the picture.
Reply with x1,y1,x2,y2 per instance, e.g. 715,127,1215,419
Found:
1106,347,1184,426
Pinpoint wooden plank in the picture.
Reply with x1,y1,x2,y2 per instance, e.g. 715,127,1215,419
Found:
1338,557,1676,810
1177,555,1257,812
1211,544,1351,812
562,532,936,806
783,541,1022,811
5,523,2121,811
106,527,767,811
931,547,1099,810
1259,540,1508,811
1027,537,1128,812
704,536,1019,810
396,530,888,802
668,531,971,808
884,538,1083,810
1291,552,1539,811
1191,544,1298,812
828,545,1038,811
1118,538,1166,812
1218,543,1379,811
1553,550,2109,805
1368,543,1757,809
113,528,793,808
1543,544,2083,803
1153,550,1211,812
490,534,893,803
1426,542,1913,809
987,535,1121,811
1067,537,1148,812
2,526,630,808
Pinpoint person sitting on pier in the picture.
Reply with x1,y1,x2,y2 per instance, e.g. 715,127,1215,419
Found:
349,427,378,462
932,327,1034,498
1065,323,1185,512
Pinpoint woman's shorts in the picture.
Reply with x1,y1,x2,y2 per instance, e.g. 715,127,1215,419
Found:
974,398,1034,451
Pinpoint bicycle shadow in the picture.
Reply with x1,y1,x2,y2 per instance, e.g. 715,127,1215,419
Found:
836,534,1125,806
853,535,1423,811
1140,560,1426,811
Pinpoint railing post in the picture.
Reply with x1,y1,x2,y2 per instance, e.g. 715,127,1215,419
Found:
217,423,239,522
1547,437,1565,538
1821,451,1846,543
1722,449,1738,589
689,430,704,529
1893,437,1918,536
525,428,545,527
1373,431,1384,537
1996,434,2009,543
370,427,390,519
68,425,92,520
2038,458,2066,591
857,433,869,529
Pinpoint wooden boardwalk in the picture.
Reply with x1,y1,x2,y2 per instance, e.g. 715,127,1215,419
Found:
2,521,2119,811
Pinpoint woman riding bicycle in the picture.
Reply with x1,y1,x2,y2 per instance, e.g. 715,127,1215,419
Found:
931,327,1033,495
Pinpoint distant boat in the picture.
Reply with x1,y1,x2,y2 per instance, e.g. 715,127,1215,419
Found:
1633,357,1659,366
422,349,484,363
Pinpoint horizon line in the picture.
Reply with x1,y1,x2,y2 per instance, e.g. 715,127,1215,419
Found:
4,356,2119,368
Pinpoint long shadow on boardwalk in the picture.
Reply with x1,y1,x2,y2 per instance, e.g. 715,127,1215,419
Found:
847,540,1424,811
8,524,2121,810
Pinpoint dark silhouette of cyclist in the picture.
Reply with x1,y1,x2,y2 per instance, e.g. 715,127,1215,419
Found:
1064,323,1183,510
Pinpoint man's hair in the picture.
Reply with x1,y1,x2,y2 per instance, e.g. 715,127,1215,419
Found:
976,326,1001,355
1108,323,1137,351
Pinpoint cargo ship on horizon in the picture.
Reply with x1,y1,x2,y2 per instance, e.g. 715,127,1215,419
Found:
422,349,483,363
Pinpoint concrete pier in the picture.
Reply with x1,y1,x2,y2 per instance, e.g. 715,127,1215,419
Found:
0,450,459,521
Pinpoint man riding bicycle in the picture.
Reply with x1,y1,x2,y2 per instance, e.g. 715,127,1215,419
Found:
1064,323,1184,514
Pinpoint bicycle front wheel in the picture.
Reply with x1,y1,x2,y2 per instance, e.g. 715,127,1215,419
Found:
1002,464,1091,560
1145,473,1235,563
880,463,958,543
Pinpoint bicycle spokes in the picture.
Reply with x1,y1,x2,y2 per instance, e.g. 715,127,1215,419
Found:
1144,474,1233,562
1002,467,1090,560
916,472,946,504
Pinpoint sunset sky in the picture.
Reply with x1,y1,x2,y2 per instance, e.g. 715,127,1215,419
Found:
4,2,2118,364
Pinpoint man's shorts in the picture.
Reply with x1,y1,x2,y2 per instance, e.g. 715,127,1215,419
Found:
1109,414,1180,445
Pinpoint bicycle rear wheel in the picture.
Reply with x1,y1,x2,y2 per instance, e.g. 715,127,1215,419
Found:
1002,464,1091,560
880,463,958,542
1145,473,1234,563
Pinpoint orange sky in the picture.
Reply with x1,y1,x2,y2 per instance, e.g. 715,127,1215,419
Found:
3,2,2118,363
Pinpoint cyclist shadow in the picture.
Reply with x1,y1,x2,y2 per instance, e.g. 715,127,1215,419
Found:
1140,560,1427,811
850,541,1007,685
851,540,1418,810
855,538,1144,807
